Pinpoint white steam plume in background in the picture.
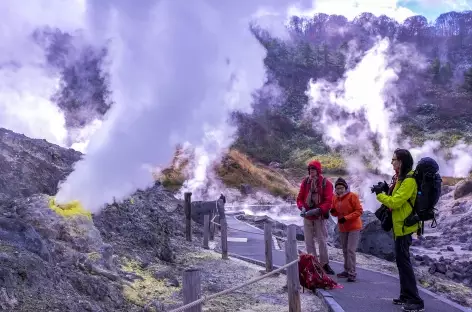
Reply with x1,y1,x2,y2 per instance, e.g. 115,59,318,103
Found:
305,37,472,212
0,0,85,146
55,0,315,212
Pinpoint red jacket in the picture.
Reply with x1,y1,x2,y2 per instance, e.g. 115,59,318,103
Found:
296,160,333,220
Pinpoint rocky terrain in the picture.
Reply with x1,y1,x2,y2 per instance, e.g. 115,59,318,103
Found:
0,127,82,203
236,178,472,308
0,127,326,312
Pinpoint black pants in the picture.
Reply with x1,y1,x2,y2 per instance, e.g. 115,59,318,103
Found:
395,234,423,304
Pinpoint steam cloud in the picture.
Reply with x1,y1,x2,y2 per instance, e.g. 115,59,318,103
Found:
0,0,85,146
305,38,472,212
55,0,315,212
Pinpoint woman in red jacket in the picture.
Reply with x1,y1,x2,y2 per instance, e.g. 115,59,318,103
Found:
296,160,335,275
330,177,363,282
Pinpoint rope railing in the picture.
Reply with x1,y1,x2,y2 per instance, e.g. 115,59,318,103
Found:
179,193,302,312
210,215,288,241
167,258,300,312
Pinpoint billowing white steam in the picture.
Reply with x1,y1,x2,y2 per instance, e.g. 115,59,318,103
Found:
305,37,472,212
0,0,85,146
55,0,315,212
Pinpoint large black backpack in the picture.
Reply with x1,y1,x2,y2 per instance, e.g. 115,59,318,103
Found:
405,157,442,234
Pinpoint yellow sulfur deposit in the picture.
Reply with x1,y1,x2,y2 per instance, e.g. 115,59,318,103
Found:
48,197,92,220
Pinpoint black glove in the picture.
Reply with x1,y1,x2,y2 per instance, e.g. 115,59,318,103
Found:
371,181,388,195
338,217,346,224
305,208,321,217
381,180,389,193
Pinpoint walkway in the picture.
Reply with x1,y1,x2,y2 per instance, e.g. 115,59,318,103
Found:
224,213,471,312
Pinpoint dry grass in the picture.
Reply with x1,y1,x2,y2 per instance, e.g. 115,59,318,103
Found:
216,150,298,199
442,176,464,186
307,154,346,174
156,145,465,198
154,146,190,191
155,148,298,198
285,149,347,174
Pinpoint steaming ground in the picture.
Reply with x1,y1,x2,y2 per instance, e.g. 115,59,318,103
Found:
55,0,315,212
304,37,472,211
2,0,471,212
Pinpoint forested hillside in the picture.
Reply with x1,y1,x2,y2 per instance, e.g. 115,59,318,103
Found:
36,11,472,179
232,11,472,166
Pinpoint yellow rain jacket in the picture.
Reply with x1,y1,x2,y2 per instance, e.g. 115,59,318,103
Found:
376,170,419,237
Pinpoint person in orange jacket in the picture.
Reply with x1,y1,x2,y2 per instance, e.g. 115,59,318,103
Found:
330,177,363,282
296,160,335,275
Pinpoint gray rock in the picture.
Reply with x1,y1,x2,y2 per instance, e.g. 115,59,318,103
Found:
0,127,82,203
454,178,472,200
190,196,225,225
295,226,305,241
165,277,179,287
239,184,253,195
441,185,454,195
451,202,467,215
0,217,50,261
332,211,395,261
0,127,196,312
254,215,274,223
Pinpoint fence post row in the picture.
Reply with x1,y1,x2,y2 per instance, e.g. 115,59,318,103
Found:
286,224,301,312
180,195,300,311
184,192,192,242
264,221,273,272
183,268,202,312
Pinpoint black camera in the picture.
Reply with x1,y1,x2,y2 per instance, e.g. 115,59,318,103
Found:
370,181,388,194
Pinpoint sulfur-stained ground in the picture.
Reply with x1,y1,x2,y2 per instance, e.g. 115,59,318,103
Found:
119,242,327,312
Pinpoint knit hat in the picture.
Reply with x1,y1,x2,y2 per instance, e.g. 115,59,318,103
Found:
335,177,348,189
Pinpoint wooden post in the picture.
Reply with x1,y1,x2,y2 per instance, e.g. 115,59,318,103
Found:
183,268,202,312
264,221,273,272
203,214,210,249
184,192,192,242
285,224,301,312
209,210,215,241
220,217,228,260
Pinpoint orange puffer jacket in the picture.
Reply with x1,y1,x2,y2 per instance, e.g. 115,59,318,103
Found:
330,192,363,232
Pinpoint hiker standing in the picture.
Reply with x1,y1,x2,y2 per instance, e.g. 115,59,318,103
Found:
330,178,363,282
372,149,424,312
296,160,335,275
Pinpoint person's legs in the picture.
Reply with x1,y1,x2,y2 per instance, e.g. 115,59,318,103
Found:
395,235,424,310
346,230,361,280
303,218,316,256
313,218,329,265
337,232,349,278
314,218,335,274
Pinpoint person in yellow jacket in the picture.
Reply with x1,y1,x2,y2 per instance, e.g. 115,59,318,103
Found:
372,148,424,312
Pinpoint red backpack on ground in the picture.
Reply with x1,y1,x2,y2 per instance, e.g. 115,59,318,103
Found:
298,253,342,291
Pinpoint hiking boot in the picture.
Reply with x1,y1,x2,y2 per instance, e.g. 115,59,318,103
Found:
323,264,335,275
347,276,356,282
402,302,424,312
336,271,348,278
393,298,407,305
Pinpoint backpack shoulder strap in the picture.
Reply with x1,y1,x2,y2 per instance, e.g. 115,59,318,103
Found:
303,177,309,188
322,177,326,189
404,174,417,209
